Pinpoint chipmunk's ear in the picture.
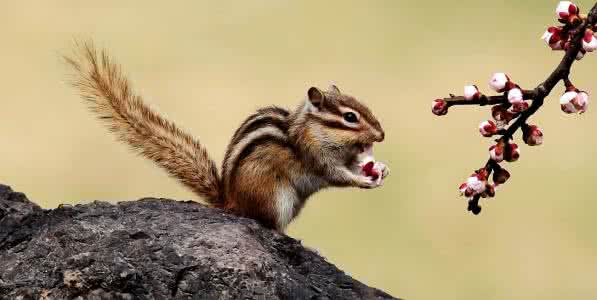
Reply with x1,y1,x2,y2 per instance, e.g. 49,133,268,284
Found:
327,84,341,95
307,87,325,110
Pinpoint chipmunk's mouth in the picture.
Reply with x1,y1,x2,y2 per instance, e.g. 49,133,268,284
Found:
349,143,375,171
349,142,383,179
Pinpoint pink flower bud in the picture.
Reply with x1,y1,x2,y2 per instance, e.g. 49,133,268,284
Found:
479,120,498,137
583,30,597,52
508,102,529,114
505,143,520,162
459,182,468,193
542,26,565,50
491,105,515,123
476,168,489,181
541,28,553,42
489,73,510,92
459,182,474,197
560,91,579,113
507,88,524,104
464,85,481,100
574,91,589,113
556,1,579,21
493,168,510,185
432,99,449,116
466,175,486,195
523,125,544,146
489,144,504,163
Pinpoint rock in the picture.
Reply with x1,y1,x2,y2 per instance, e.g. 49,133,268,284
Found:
0,184,398,299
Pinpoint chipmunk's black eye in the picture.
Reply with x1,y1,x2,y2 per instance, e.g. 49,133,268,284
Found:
343,112,358,123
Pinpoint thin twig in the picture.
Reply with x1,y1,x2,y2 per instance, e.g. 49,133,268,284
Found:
441,90,536,106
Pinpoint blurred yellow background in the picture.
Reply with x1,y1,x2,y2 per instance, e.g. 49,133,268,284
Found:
2,1,596,299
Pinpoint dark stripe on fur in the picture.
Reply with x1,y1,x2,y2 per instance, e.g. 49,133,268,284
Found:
228,134,293,180
230,116,289,146
309,115,360,131
222,107,290,183
229,106,289,145
258,106,290,117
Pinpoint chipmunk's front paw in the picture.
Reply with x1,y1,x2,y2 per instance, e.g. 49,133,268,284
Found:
375,161,390,180
357,175,380,189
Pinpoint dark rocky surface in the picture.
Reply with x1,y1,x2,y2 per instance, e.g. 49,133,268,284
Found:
0,184,398,300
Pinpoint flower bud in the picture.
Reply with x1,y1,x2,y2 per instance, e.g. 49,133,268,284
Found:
542,26,565,50
478,120,498,137
560,90,579,113
476,168,489,181
493,168,511,185
489,73,510,92
507,87,524,104
509,102,529,114
432,99,449,116
459,182,469,194
459,183,474,197
464,85,481,100
576,50,586,60
466,174,486,195
491,105,515,123
523,125,544,146
505,143,520,162
489,143,504,163
556,1,579,21
574,91,589,113
583,30,597,52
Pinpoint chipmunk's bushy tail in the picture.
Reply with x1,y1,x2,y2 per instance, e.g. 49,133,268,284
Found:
64,41,221,204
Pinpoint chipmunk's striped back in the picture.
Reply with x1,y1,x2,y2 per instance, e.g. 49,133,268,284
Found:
221,106,291,191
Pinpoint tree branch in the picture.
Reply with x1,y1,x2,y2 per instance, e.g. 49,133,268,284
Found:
465,2,597,214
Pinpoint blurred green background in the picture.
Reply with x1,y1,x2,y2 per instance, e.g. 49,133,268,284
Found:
1,1,596,299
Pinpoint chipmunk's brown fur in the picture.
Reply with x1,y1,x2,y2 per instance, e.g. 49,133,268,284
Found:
65,41,389,231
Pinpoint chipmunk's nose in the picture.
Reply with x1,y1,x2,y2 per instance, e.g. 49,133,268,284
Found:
374,131,385,142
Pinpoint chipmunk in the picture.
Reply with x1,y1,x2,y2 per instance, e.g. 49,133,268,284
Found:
64,42,389,232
